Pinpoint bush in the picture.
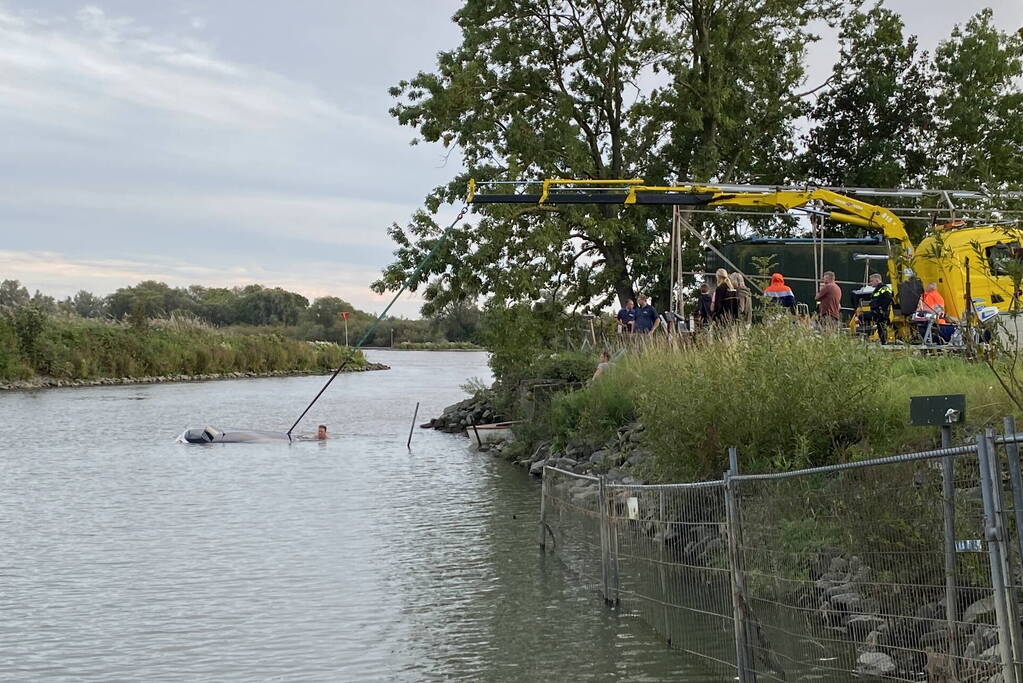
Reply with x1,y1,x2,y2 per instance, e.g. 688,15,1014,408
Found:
538,323,1015,482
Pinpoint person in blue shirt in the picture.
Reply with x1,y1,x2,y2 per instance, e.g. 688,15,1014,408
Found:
633,294,660,334
616,299,636,333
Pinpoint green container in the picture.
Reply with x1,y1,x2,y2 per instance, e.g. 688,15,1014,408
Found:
706,236,890,309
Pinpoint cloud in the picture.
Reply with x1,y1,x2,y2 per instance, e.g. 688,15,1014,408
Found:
0,2,458,318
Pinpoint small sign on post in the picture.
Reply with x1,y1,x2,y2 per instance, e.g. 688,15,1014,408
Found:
909,394,966,426
340,311,350,347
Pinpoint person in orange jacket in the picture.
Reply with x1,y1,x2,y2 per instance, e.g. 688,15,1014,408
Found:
764,273,796,311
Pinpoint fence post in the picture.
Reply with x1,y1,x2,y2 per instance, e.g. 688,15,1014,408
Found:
978,432,1019,683
1003,416,1023,569
940,425,959,678
658,489,671,642
538,468,548,549
725,447,755,682
597,475,611,604
988,428,1023,667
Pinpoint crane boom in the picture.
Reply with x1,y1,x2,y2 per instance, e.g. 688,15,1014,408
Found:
468,178,912,253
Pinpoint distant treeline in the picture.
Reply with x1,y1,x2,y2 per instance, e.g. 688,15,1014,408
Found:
0,279,482,348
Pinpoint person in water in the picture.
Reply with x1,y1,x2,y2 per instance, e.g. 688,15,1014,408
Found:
317,424,328,440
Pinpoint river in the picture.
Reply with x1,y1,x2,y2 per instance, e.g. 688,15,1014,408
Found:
0,350,717,681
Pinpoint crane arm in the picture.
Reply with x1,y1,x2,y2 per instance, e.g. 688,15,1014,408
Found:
468,178,913,253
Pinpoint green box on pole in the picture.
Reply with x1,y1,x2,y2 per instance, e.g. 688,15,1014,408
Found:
910,394,966,426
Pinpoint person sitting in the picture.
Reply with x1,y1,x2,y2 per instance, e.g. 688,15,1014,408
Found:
764,273,796,311
712,268,739,322
633,294,660,334
317,424,328,440
592,350,612,380
915,282,948,343
616,299,636,334
859,273,894,344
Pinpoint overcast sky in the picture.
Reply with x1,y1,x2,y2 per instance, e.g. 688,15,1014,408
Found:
1,2,1020,317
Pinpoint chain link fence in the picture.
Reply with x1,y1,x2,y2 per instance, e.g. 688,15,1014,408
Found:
540,425,1023,682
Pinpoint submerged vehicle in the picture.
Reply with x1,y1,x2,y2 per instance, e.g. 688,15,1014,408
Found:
178,426,292,444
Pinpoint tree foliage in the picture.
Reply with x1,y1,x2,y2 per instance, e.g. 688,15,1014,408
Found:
930,9,1023,191
375,0,839,313
801,3,933,189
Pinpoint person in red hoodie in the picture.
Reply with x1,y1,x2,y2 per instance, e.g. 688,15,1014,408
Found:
764,273,796,311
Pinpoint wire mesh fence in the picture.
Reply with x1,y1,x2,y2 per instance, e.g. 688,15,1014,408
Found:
540,427,1023,682
606,481,738,676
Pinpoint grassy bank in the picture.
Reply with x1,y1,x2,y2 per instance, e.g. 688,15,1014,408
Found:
0,312,364,382
503,324,1016,482
393,341,483,350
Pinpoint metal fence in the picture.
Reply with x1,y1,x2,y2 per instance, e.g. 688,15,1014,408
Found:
540,421,1023,682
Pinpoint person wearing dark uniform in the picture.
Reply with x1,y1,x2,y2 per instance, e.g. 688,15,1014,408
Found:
859,273,894,344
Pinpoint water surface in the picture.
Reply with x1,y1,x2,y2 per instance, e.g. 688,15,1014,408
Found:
0,350,715,681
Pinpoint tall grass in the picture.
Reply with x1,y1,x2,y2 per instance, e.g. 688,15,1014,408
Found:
0,314,360,382
545,323,1018,481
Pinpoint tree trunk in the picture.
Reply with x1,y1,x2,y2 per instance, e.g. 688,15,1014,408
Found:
603,242,635,308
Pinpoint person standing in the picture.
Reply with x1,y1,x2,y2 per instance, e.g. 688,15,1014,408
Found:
633,294,660,334
859,273,894,344
815,271,842,326
616,299,636,334
694,284,713,328
712,269,739,322
729,272,753,325
764,273,796,311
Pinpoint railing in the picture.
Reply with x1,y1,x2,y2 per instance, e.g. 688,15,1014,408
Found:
540,423,1023,682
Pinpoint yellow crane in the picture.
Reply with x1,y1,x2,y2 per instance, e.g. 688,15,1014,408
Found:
469,178,1020,325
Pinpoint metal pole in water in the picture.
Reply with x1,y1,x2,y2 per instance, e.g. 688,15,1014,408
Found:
406,401,419,451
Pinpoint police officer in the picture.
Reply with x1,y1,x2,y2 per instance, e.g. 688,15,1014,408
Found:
859,273,894,344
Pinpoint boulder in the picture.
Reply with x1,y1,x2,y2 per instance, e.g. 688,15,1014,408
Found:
529,459,547,477
964,596,996,624
847,615,886,641
856,652,895,678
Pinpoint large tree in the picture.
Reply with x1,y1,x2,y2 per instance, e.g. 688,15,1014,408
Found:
375,0,839,313
930,9,1023,192
801,3,933,190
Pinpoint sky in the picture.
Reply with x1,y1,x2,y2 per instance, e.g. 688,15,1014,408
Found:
0,2,1020,317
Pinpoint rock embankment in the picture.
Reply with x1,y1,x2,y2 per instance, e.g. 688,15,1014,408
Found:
0,363,389,391
508,421,652,485
420,395,502,433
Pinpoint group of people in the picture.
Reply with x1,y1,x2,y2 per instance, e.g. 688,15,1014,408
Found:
614,267,937,345
694,268,811,327
615,293,663,334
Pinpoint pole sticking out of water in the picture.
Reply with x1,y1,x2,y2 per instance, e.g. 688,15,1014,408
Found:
286,205,470,437
407,402,420,451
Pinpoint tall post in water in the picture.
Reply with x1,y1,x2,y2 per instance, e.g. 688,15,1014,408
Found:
538,470,548,550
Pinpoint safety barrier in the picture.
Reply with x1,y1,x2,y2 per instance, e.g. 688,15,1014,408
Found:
540,424,1023,682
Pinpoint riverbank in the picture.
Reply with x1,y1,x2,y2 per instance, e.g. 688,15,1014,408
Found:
0,363,388,392
0,313,374,384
